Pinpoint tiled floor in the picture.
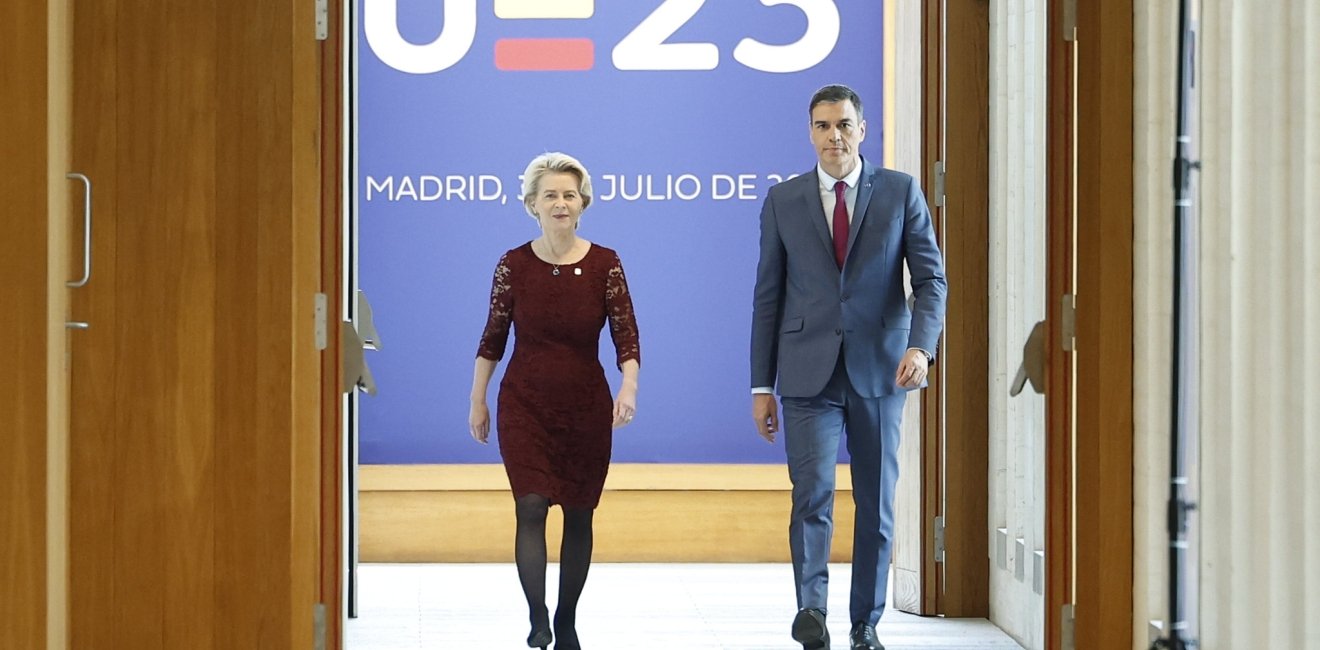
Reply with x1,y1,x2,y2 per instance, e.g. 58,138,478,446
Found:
347,563,1024,649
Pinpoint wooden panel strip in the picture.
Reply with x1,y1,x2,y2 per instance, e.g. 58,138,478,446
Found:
112,0,220,645
361,463,853,492
1075,0,1135,645
360,490,858,564
68,0,120,643
46,0,73,647
1,0,51,646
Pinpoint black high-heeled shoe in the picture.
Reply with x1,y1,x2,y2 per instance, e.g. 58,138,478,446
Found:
526,627,552,649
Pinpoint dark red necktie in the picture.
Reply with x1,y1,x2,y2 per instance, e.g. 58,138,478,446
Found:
832,180,849,269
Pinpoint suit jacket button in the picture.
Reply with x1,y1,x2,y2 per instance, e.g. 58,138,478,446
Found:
835,328,842,335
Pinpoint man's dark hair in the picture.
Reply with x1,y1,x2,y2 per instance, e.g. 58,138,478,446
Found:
808,84,864,121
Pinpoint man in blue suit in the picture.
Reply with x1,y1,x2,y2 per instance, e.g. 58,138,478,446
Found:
751,84,947,650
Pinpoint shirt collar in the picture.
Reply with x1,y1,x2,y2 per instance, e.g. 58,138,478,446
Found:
817,158,865,191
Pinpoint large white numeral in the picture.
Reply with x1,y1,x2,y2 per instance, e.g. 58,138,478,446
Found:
612,0,718,71
733,0,840,73
364,0,477,74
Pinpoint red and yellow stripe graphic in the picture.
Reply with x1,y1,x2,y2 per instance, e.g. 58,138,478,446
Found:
494,0,596,71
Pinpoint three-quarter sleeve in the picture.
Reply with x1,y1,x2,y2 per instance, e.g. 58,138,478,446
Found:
605,252,640,368
476,253,514,360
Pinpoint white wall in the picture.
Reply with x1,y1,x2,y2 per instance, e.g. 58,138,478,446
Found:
1134,2,1320,648
1197,1,1320,646
1132,1,1176,646
988,1,1046,647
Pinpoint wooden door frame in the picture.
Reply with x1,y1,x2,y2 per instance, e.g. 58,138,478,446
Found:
917,0,944,617
318,0,346,644
325,0,988,626
1045,2,1136,647
1045,0,1076,645
921,0,991,618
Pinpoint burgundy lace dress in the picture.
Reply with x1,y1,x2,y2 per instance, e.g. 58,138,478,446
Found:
477,242,641,509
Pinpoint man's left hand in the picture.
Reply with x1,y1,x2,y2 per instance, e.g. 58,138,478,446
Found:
895,349,929,388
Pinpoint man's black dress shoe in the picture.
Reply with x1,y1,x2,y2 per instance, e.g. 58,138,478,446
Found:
791,608,830,649
849,621,885,650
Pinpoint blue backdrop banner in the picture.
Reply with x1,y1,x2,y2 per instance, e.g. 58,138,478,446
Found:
358,0,886,464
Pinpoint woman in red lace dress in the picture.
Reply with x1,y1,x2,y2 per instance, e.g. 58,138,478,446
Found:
468,152,640,650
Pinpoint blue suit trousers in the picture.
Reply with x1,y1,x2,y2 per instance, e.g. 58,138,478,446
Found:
782,357,905,626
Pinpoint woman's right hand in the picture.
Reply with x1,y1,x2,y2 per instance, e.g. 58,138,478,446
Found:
469,401,490,444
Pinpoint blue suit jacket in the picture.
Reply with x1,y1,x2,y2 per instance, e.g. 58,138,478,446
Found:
751,160,947,398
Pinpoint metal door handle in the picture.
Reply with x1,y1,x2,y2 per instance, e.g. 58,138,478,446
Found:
67,172,92,288
342,323,377,395
66,322,90,330
1010,320,1047,396
342,291,382,394
356,290,381,350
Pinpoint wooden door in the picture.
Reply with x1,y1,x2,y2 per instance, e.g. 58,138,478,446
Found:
932,0,993,619
891,0,992,619
64,0,334,647
1071,0,1135,646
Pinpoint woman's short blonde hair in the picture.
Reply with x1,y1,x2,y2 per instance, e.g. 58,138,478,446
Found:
521,152,593,219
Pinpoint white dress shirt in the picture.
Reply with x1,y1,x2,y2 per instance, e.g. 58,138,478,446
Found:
817,162,863,235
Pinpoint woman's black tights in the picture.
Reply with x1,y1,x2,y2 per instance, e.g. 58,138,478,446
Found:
554,506,594,647
514,494,594,648
514,495,552,634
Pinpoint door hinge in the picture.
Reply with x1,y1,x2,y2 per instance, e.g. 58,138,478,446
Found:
314,292,328,350
934,515,945,563
315,0,329,40
933,161,946,207
1061,293,1076,352
1062,603,1076,650
1063,0,1077,41
313,603,327,650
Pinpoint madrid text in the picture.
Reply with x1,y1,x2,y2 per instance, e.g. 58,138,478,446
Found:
365,173,800,203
